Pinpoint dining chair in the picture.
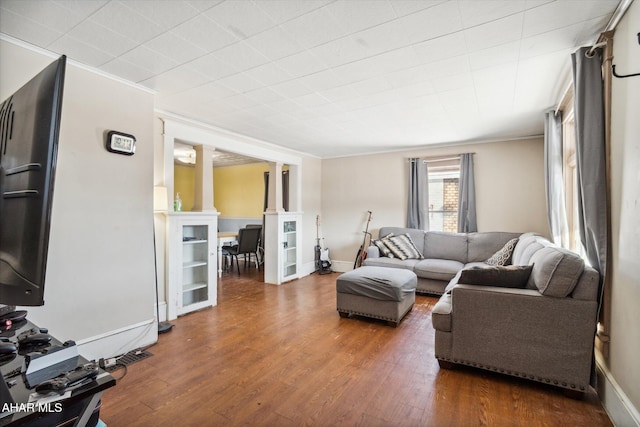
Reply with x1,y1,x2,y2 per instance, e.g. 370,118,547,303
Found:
244,224,263,267
222,227,262,274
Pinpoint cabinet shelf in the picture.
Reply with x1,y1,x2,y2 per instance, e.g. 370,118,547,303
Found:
183,260,207,268
183,282,208,293
183,239,207,245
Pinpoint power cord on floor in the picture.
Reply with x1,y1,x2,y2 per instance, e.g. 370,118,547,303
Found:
99,356,128,380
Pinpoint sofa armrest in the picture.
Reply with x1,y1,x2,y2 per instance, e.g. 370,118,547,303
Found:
448,284,598,388
366,245,380,259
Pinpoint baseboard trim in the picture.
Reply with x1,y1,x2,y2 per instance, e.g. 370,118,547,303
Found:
596,351,640,427
300,261,317,277
330,260,353,273
301,260,348,276
75,319,158,361
156,301,168,322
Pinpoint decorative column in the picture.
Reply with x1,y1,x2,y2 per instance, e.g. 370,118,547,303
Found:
266,161,284,212
193,145,216,212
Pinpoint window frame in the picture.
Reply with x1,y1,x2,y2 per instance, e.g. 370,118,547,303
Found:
426,159,461,233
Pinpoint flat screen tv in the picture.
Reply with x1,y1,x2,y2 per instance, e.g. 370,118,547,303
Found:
0,55,66,308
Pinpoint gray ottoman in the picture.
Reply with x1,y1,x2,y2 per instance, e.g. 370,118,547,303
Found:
336,266,417,327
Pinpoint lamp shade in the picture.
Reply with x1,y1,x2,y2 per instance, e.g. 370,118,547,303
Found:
154,186,168,212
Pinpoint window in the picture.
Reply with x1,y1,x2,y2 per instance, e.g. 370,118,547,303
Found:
562,111,579,253
428,161,460,233
561,94,586,259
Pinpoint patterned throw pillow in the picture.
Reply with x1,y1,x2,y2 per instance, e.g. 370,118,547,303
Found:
385,233,423,260
486,238,519,266
373,234,395,258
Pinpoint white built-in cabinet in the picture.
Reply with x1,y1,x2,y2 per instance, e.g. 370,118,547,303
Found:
161,119,304,298
166,212,218,319
264,212,301,285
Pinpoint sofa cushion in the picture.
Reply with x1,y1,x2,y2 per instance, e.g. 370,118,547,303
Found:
385,234,423,260
459,264,533,288
414,259,464,281
528,247,585,297
424,231,468,263
512,233,545,266
363,256,419,271
486,238,519,266
432,293,452,332
467,232,521,262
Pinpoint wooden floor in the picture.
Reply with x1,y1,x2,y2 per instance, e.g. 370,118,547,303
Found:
100,268,612,427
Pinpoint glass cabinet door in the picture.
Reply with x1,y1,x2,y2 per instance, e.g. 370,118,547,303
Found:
181,224,209,309
282,220,297,279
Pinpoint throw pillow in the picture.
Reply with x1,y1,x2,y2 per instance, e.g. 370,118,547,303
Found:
385,233,423,260
486,238,519,266
458,264,534,288
372,235,394,258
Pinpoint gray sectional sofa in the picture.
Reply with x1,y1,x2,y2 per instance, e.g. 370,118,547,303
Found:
363,227,600,394
364,227,521,295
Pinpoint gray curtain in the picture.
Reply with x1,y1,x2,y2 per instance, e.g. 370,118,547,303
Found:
282,170,290,212
407,158,429,230
457,153,477,232
263,171,289,212
572,46,608,389
544,109,569,246
571,47,608,280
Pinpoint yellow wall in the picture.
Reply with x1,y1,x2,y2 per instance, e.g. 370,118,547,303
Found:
174,162,268,217
174,164,196,212
214,163,269,217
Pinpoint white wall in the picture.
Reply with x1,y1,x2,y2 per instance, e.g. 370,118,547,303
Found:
299,155,323,274
1,40,157,359
321,138,549,270
153,117,168,315
601,1,640,424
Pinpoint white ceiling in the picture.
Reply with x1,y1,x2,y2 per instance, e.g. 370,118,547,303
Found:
0,0,620,158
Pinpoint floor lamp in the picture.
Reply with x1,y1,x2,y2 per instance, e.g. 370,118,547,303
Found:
154,186,173,334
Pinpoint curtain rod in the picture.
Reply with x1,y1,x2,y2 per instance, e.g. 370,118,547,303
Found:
408,153,475,163
554,0,632,115
586,41,607,58
554,80,572,116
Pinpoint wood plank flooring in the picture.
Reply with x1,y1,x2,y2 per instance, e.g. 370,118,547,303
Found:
100,269,612,426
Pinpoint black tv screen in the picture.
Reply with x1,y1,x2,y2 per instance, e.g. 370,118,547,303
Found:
0,55,66,307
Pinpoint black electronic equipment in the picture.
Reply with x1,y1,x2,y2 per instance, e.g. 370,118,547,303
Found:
23,339,79,387
0,341,16,355
0,309,28,325
35,362,99,395
0,305,15,317
17,327,52,351
0,55,66,307
17,327,49,341
18,333,52,348
0,319,27,337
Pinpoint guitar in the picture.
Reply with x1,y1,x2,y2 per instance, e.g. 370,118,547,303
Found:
315,215,332,274
353,211,372,269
